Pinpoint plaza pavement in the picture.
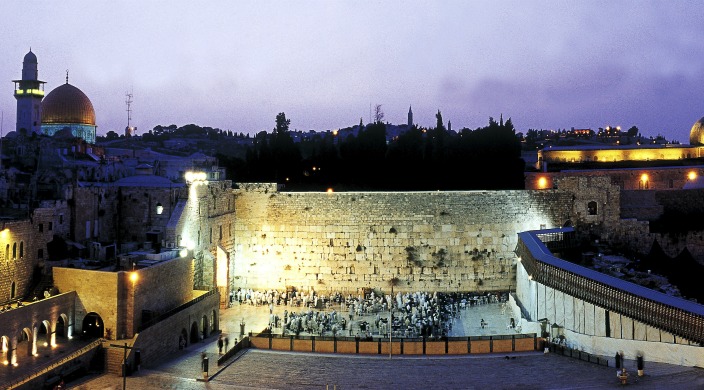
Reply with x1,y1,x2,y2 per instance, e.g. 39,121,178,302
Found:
67,301,704,389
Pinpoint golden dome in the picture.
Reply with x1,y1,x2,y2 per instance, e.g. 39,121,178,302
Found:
41,83,95,126
690,117,704,146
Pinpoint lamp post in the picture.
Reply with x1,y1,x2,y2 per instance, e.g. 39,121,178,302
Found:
388,277,399,359
109,343,134,390
389,284,392,359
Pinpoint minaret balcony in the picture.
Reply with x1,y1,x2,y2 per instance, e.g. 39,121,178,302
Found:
14,89,45,97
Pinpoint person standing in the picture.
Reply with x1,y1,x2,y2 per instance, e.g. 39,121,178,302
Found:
218,335,224,354
224,336,229,353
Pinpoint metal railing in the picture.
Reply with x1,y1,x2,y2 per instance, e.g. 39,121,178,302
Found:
516,228,704,345
7,339,102,390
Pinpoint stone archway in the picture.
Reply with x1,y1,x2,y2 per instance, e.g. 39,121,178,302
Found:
82,313,104,338
201,315,209,339
37,319,52,349
190,322,199,344
20,327,32,361
56,314,69,339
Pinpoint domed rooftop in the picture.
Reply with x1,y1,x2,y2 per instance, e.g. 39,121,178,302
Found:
690,117,704,146
23,50,37,64
42,83,95,126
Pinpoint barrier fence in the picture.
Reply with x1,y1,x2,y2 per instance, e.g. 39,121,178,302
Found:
246,331,538,355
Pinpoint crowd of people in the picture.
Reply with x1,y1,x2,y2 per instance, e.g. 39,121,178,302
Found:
232,287,510,339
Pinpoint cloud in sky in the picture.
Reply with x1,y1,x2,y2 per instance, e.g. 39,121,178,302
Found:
1,1,704,142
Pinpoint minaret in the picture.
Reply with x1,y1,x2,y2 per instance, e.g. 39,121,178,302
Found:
13,49,45,134
408,106,413,127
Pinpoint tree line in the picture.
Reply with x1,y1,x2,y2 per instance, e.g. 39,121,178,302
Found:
219,112,525,191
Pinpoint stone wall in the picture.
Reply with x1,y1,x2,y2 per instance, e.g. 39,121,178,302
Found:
72,185,182,250
605,188,704,260
175,180,236,302
53,254,196,339
130,291,220,369
231,179,621,292
0,219,39,302
132,255,195,329
526,166,704,191
53,267,120,337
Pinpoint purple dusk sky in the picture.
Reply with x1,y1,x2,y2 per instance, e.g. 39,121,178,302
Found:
1,1,704,142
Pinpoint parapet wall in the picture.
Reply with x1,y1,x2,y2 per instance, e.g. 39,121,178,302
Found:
233,188,576,293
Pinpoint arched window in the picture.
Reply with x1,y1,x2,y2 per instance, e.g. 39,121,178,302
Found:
587,201,598,216
639,174,650,190
5,244,8,260
19,241,23,258
12,243,17,259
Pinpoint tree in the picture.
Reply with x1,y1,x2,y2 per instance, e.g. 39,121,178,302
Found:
627,126,639,137
374,104,384,124
275,112,291,135
105,130,120,140
435,110,445,132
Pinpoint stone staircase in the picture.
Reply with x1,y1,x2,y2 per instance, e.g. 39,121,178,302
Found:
26,273,53,301
105,346,127,375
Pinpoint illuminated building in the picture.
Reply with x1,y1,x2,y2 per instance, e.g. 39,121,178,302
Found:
12,50,97,144
40,77,97,144
529,118,704,190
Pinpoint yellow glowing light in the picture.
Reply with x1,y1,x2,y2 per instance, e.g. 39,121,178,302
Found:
0,228,8,239
688,171,697,181
179,248,188,258
640,173,649,182
537,177,548,189
184,171,207,183
528,275,533,280
516,257,522,262
326,188,334,193
2,360,7,365
130,272,138,283
43,342,48,347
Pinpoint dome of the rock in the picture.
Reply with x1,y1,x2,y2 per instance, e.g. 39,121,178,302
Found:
41,83,95,126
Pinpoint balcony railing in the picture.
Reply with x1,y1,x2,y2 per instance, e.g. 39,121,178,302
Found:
516,227,704,345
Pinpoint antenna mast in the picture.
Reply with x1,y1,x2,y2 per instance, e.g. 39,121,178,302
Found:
125,90,134,137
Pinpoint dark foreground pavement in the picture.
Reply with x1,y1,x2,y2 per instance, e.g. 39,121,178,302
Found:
73,348,704,390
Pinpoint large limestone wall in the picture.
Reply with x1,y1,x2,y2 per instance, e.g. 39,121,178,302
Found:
233,187,576,293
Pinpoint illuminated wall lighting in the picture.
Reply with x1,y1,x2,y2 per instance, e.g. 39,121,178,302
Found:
538,177,548,189
688,171,697,181
184,171,207,184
